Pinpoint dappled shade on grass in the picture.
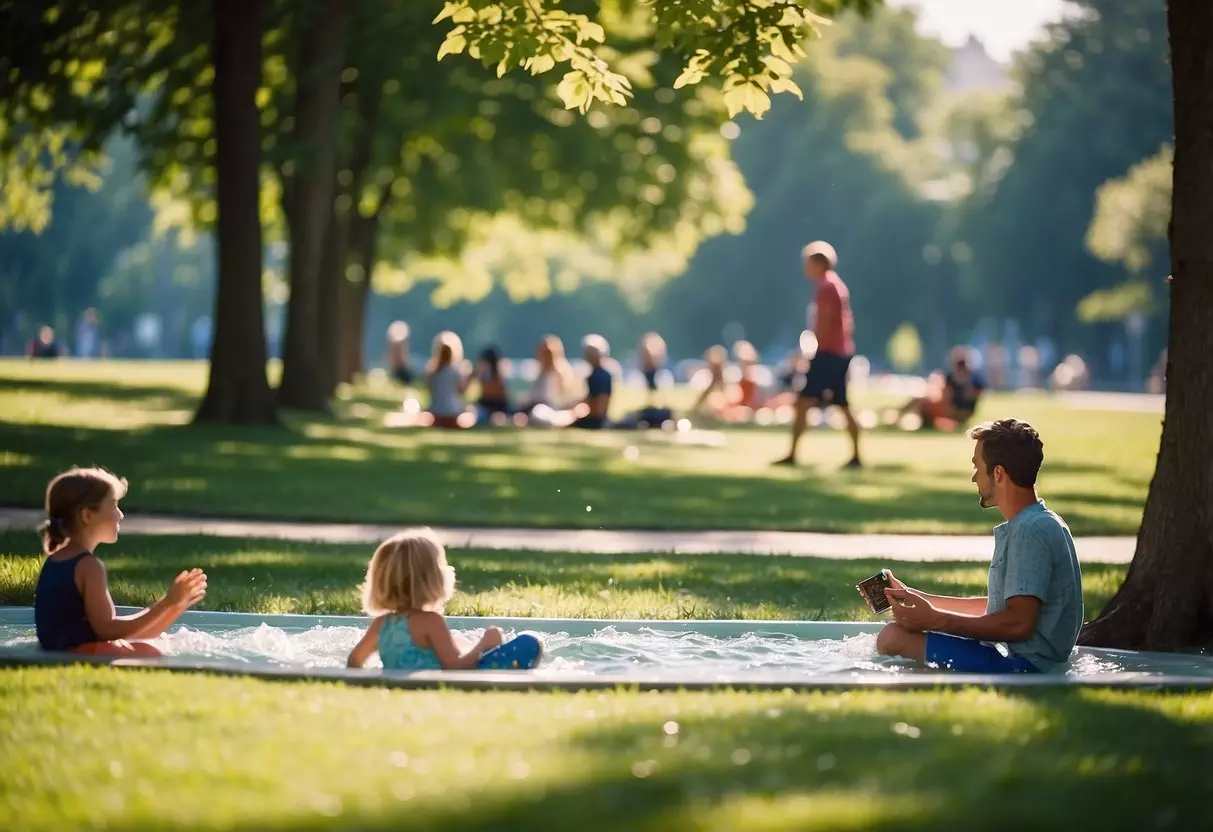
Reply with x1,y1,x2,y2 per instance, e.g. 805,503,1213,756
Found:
0,532,1126,621
0,361,1155,534
2,669,1210,831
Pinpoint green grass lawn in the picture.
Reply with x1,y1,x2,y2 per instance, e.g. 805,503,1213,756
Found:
0,360,1157,534
4,535,1208,830
0,531,1129,620
4,670,1212,831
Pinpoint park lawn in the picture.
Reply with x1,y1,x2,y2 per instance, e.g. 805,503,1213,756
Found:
2,536,1204,831
3,669,1212,830
0,532,1129,620
0,359,1156,534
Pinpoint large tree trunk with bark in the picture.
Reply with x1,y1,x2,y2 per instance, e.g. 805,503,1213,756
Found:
194,0,277,426
1078,0,1213,651
276,0,347,411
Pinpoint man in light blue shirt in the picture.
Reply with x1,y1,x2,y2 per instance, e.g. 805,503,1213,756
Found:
875,418,1084,673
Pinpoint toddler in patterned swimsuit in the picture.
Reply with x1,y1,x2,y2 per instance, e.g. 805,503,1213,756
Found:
346,528,542,671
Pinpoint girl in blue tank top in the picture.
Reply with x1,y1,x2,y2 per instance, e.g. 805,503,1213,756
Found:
347,527,543,671
33,466,209,656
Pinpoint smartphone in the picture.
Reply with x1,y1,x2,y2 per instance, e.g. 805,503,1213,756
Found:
856,569,892,615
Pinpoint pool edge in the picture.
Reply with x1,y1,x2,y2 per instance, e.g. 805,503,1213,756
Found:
2,649,1213,692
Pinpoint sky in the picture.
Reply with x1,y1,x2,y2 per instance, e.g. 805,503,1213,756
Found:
887,0,1081,62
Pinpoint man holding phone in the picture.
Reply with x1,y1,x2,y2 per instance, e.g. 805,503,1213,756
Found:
874,418,1084,673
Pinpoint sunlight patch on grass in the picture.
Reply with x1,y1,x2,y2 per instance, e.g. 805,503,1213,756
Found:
4,670,1208,832
139,476,210,493
285,444,374,462
0,533,1130,621
0,360,1157,534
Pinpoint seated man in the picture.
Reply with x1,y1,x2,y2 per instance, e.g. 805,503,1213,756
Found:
876,419,1083,673
572,334,613,429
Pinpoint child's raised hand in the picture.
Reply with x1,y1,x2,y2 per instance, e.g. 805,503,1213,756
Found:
479,626,504,650
166,568,208,609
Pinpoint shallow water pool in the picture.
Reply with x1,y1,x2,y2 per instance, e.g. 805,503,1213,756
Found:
4,607,1212,683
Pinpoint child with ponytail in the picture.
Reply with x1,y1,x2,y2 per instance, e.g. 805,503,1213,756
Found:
34,466,208,656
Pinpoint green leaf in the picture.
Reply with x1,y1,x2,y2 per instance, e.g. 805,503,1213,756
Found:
432,3,460,24
479,38,508,67
1077,281,1155,323
437,32,467,61
722,84,748,118
767,76,803,100
673,67,705,90
556,70,591,112
527,54,556,75
769,34,800,64
762,56,793,78
576,19,606,44
723,82,771,119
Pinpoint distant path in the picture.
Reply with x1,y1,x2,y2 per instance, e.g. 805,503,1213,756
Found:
0,507,1135,564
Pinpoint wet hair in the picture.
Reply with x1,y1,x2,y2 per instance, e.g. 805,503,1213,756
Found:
40,466,128,554
361,528,456,616
969,419,1044,488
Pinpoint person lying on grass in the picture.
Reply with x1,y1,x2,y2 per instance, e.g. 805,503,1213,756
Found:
34,466,208,657
347,527,543,671
876,419,1084,673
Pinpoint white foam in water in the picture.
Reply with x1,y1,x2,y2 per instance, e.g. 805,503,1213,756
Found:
6,618,1210,678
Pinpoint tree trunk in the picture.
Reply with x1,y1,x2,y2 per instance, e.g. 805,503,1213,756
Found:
316,198,349,396
337,270,371,384
331,73,383,388
337,211,379,384
194,0,277,426
1078,0,1213,651
276,0,347,411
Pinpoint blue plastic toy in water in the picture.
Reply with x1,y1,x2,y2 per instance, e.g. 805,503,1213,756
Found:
477,634,543,670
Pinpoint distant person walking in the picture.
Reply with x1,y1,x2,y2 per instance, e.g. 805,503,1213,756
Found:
774,241,861,468
75,309,100,359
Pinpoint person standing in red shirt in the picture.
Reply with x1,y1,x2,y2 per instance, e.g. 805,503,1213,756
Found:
775,241,862,468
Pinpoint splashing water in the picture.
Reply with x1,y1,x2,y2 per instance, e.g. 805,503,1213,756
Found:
148,625,900,677
3,618,1204,678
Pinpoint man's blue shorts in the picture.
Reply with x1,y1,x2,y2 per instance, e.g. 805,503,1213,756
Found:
925,632,1040,674
799,351,852,407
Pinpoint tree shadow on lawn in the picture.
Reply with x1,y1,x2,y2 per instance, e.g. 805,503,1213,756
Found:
0,532,1127,621
0,419,1141,534
0,375,201,411
105,688,1211,832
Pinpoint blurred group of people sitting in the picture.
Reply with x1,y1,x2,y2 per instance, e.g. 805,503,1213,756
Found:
893,347,987,432
384,322,628,431
383,318,998,435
